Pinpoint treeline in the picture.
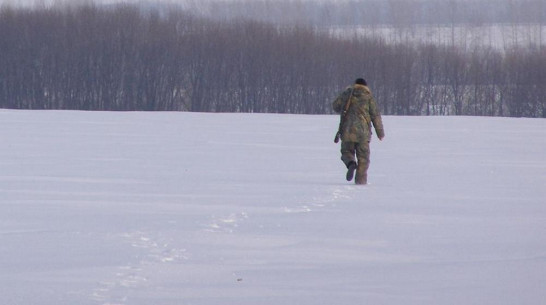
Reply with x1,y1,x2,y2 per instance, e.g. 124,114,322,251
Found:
194,0,546,27
0,4,545,117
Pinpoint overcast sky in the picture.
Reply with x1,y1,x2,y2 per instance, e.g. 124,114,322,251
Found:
1,0,183,7
0,0,341,7
0,0,257,5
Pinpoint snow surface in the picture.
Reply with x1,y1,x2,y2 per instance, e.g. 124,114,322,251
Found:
1,110,545,305
331,24,546,51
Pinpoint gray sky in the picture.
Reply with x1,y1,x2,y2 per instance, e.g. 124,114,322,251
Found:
1,0,185,7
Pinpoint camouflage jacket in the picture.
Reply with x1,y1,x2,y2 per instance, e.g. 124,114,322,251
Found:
332,84,384,143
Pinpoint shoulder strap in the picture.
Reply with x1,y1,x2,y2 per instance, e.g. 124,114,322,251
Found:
342,86,355,114
334,86,355,143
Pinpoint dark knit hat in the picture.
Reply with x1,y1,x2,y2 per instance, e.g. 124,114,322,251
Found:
355,78,367,86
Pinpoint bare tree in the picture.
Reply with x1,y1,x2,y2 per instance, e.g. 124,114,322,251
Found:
0,2,543,117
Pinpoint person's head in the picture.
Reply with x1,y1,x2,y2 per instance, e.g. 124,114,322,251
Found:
355,78,367,86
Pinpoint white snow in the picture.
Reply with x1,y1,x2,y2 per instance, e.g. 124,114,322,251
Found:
330,24,546,50
1,110,545,305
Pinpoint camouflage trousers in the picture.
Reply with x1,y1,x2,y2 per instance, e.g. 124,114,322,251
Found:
340,141,370,184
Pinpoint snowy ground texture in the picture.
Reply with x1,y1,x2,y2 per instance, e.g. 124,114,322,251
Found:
1,110,545,305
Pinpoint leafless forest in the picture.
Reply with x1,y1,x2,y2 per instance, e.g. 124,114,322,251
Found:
0,0,544,116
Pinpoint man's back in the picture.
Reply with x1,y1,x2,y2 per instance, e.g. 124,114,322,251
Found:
333,84,384,143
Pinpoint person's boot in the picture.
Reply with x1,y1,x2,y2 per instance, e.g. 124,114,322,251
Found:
346,161,357,181
355,173,367,185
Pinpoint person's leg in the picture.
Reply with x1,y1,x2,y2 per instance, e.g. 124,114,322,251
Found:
355,141,370,184
340,141,357,181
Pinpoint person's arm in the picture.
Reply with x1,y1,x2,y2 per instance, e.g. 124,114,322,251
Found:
369,97,385,140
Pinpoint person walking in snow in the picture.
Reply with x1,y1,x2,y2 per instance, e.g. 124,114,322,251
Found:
333,78,384,185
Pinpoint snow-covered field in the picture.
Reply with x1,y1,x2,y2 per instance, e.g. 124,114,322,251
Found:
330,24,546,50
1,110,545,305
